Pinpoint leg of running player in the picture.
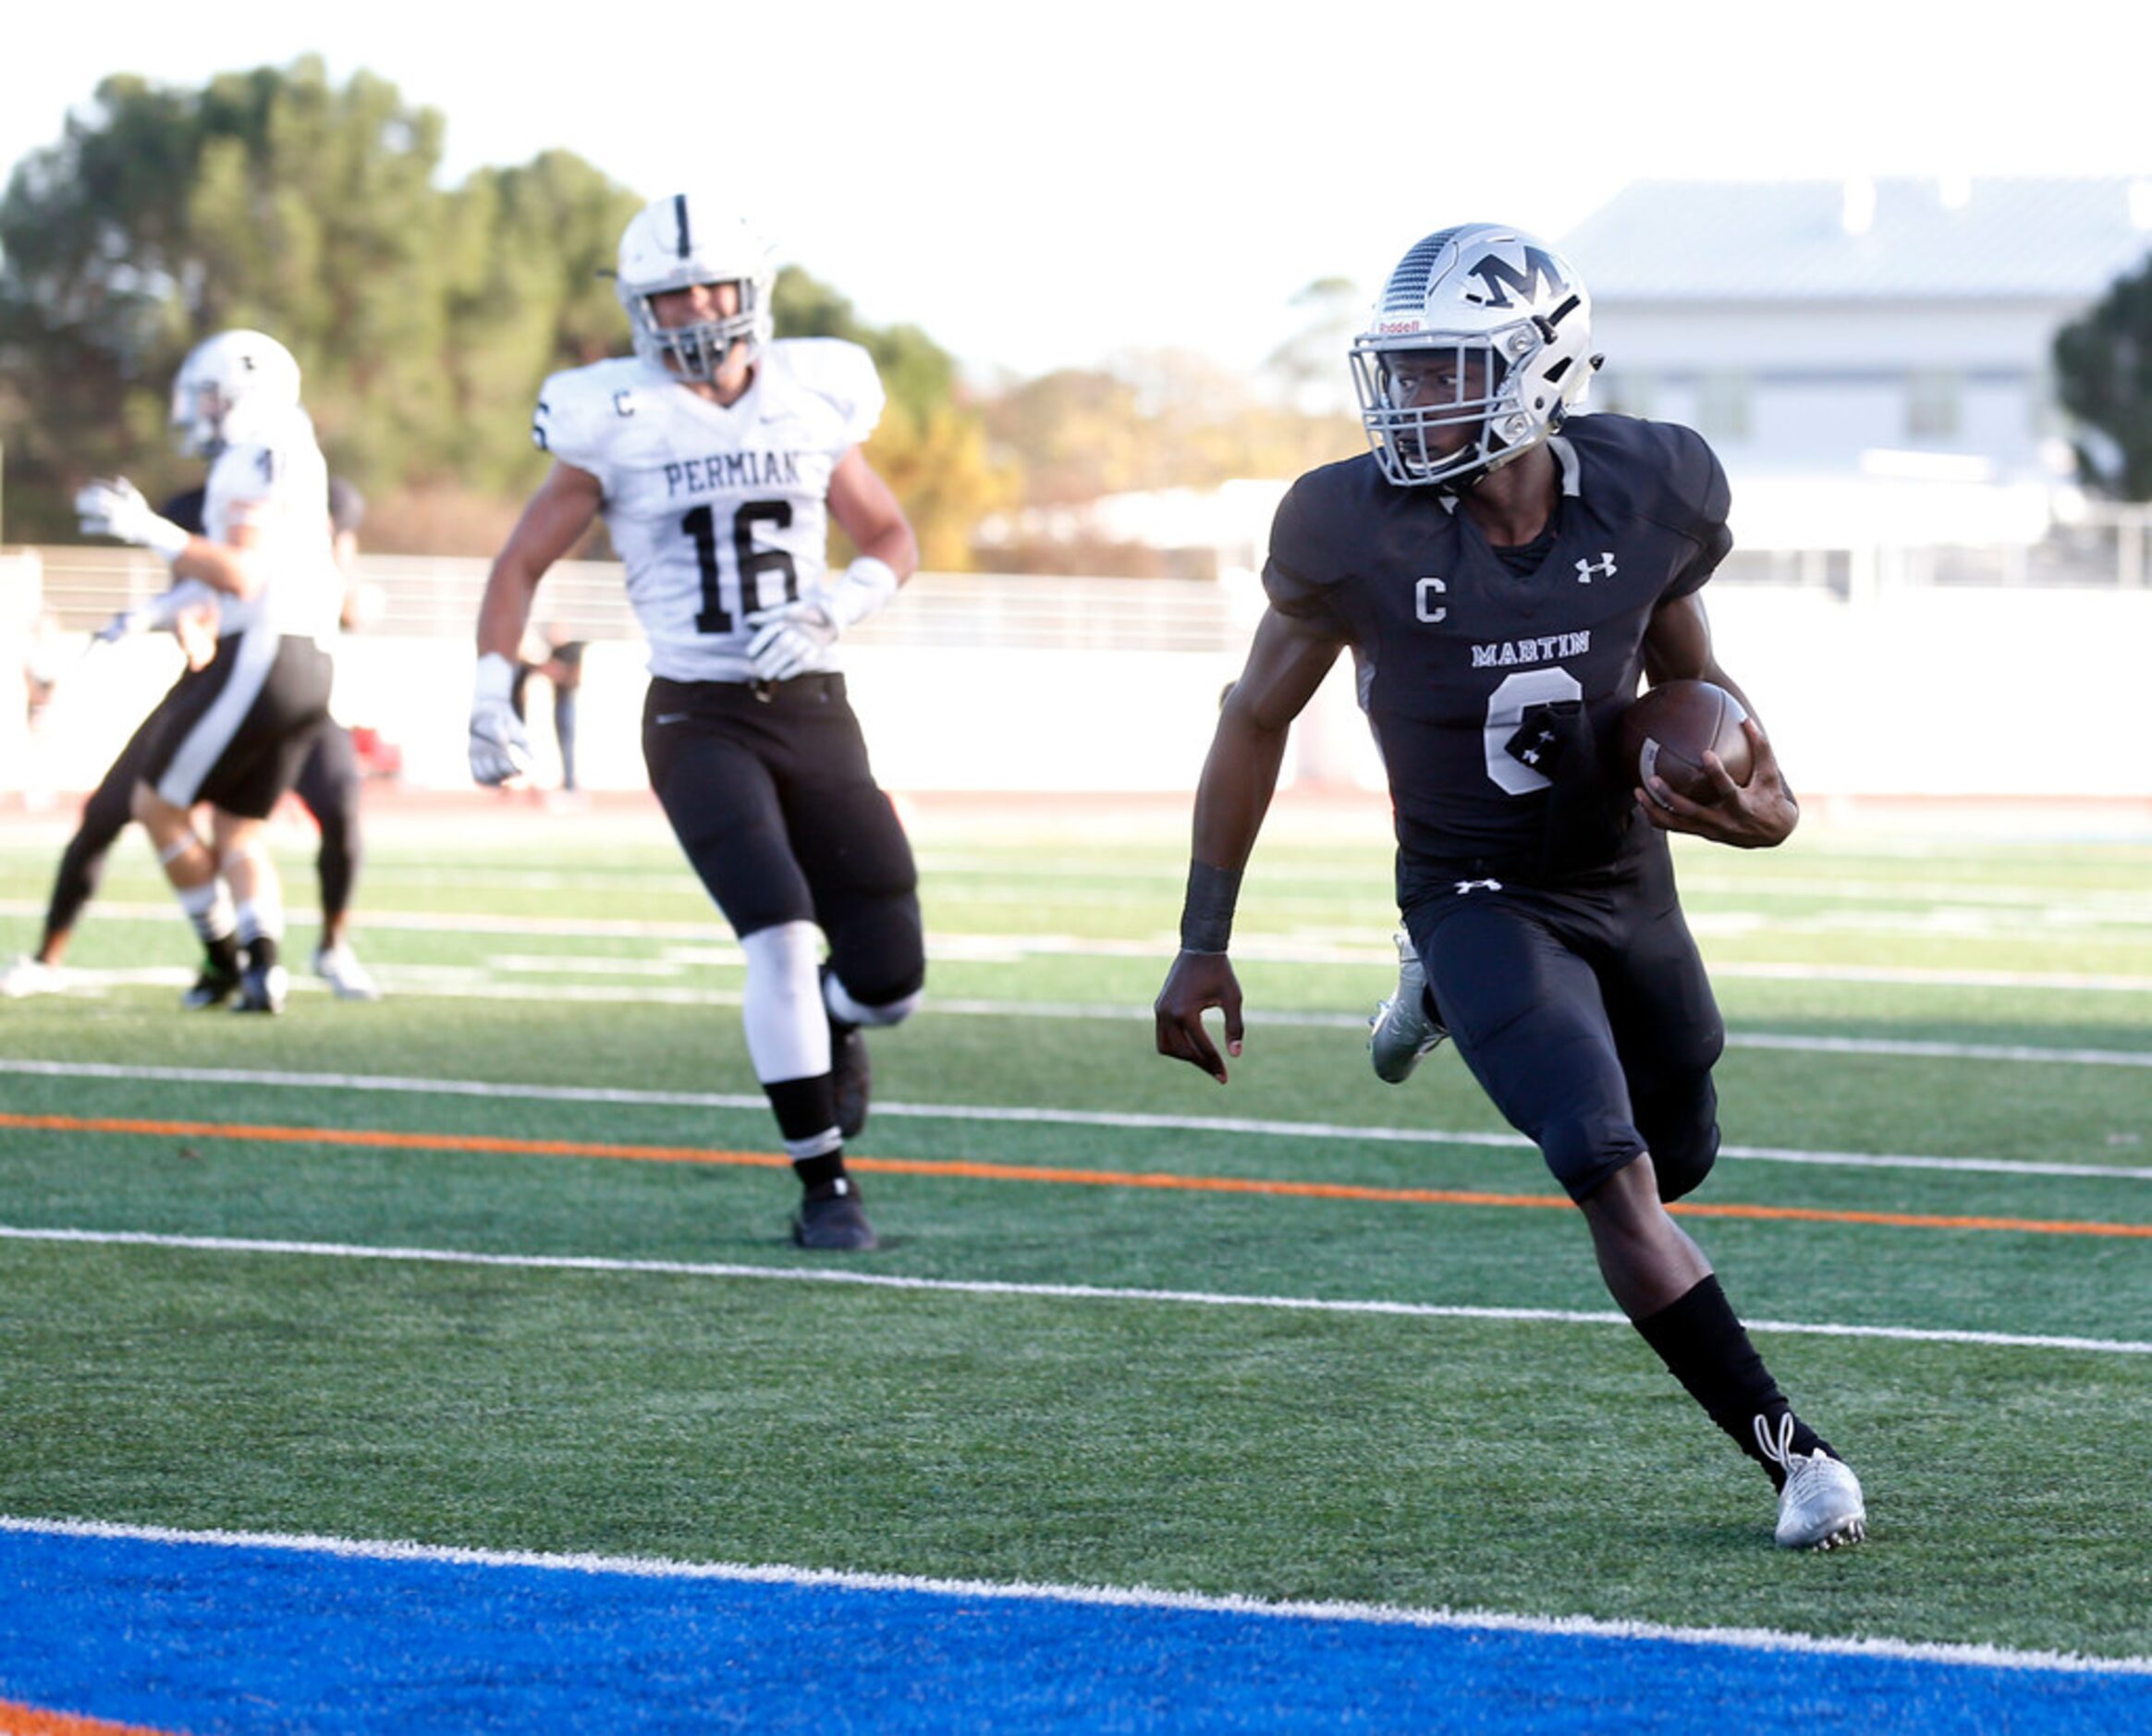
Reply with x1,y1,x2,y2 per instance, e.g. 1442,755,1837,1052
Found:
788,760,925,1143
3,709,168,996
131,780,243,1006
1422,900,1849,1498
292,724,378,998
209,807,289,1011
644,695,874,1249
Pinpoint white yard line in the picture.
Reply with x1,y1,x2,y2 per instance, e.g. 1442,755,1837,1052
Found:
3,1057,2147,1179
5,1224,2150,1361
3,1511,2147,1677
7,897,2152,984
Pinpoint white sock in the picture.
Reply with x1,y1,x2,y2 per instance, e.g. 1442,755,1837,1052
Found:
176,879,236,945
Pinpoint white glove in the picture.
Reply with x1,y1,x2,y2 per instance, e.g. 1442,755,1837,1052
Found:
469,652,533,786
76,477,191,564
744,556,899,682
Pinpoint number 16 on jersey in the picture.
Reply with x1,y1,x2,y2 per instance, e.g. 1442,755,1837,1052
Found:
684,499,798,632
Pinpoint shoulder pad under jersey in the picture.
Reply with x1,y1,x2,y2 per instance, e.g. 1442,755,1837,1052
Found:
763,337,886,448
532,358,654,476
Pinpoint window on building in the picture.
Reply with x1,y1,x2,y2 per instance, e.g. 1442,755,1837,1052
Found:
1696,373,1752,443
1906,370,1962,440
1596,370,1657,420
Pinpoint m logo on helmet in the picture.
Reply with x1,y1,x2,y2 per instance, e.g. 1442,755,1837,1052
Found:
1464,246,1562,311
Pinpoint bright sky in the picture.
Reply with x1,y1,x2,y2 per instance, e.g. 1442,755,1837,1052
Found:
4,1,2147,382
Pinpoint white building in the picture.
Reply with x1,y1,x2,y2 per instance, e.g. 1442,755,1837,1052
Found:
1560,176,2152,557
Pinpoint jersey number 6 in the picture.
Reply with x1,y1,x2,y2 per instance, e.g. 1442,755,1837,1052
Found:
683,500,799,632
1482,666,1582,795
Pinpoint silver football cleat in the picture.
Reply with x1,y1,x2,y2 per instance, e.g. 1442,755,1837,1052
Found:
1368,931,1448,1083
1757,1412,1867,1550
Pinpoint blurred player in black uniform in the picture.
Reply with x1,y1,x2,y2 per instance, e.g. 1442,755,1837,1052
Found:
512,623,588,794
4,475,379,1002
1153,226,1865,1551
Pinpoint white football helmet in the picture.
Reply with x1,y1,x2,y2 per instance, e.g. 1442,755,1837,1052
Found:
168,329,302,458
616,193,776,382
1350,224,1596,491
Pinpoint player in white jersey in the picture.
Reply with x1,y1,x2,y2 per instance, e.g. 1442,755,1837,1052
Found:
74,329,342,1014
471,192,924,1253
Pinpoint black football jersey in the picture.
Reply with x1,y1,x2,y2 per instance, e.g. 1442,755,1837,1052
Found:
1263,413,1733,874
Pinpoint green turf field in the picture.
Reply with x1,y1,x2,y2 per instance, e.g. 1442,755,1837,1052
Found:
2,797,2149,1660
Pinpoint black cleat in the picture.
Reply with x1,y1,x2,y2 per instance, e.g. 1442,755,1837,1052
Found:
831,1021,871,1143
232,963,288,1015
181,961,243,1009
791,1180,878,1252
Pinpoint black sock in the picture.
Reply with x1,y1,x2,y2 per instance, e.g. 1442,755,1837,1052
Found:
764,1075,845,1193
204,933,241,974
1633,1276,1832,1486
244,935,280,973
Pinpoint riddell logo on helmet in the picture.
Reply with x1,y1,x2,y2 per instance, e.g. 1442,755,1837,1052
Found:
1376,320,1424,336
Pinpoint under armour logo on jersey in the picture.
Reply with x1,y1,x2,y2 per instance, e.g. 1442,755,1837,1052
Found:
1575,553,1618,583
1454,878,1504,896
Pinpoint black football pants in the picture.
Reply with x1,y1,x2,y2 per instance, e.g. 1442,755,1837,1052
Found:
1404,835,1723,1204
642,673,924,1008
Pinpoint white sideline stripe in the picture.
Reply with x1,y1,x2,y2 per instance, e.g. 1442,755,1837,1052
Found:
6,1225,2150,1358
5,1058,2149,1182
3,1515,2147,1680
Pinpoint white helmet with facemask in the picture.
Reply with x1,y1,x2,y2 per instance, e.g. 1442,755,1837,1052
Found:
168,328,302,458
616,193,776,383
1350,224,1597,491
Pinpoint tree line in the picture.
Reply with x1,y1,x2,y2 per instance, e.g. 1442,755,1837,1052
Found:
0,59,1365,569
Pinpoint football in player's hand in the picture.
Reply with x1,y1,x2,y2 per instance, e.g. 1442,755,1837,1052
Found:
1619,679,1754,806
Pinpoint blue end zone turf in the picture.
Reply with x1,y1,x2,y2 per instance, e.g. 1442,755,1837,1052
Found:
3,1525,2147,1732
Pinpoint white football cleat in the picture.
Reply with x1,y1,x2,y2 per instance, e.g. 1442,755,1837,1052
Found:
1,955,61,999
1757,1412,1866,1550
313,944,382,1001
1368,931,1448,1083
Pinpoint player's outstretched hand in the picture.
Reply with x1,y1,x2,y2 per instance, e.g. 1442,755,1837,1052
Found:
1154,949,1245,1083
1636,719,1798,848
75,477,191,563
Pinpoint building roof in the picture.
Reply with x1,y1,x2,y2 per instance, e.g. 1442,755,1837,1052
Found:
1560,177,2152,301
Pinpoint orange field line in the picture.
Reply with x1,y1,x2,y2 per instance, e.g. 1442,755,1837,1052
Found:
0,1699,178,1736
6,1111,2150,1241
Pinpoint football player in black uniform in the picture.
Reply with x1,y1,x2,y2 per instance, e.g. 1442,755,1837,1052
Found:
1153,226,1865,1551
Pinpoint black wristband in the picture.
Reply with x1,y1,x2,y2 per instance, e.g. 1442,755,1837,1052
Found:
1179,861,1242,954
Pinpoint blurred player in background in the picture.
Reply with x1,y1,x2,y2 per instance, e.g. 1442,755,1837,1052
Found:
471,192,924,1252
1153,225,1865,1551
4,476,381,1002
513,621,588,794
68,328,342,1014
